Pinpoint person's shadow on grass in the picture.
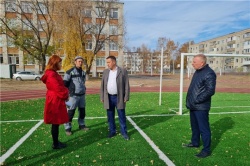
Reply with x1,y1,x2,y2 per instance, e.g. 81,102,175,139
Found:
6,121,109,166
126,109,174,136
211,117,234,152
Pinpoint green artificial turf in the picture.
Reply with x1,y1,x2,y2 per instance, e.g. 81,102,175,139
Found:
1,92,250,165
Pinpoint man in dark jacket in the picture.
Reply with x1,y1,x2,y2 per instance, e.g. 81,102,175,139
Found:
183,54,216,158
63,56,89,135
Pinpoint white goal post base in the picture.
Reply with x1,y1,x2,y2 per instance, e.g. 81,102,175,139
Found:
179,53,250,115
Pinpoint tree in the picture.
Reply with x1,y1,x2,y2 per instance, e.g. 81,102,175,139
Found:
156,37,178,73
53,0,124,78
0,0,56,71
139,44,151,73
175,42,191,69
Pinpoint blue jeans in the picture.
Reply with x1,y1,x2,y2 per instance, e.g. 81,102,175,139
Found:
190,110,211,153
107,95,127,135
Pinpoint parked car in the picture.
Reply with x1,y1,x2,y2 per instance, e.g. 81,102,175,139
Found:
13,71,42,81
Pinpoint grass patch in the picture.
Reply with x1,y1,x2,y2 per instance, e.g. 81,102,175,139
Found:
1,92,250,165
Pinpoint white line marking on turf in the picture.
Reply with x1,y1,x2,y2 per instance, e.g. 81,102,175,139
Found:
182,111,250,115
1,111,250,123
127,116,175,166
0,117,107,123
0,120,43,163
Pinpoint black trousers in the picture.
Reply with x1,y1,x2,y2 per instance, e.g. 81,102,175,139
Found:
51,124,59,146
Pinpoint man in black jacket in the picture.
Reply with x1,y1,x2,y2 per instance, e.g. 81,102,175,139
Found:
183,54,216,158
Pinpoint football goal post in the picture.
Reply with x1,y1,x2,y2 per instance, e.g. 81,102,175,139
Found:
179,53,250,115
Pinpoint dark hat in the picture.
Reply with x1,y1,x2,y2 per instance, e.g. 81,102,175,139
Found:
74,56,83,61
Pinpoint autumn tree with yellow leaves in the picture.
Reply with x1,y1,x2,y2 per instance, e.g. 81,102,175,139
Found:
53,0,124,78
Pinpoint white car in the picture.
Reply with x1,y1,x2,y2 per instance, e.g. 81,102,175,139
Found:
13,71,42,81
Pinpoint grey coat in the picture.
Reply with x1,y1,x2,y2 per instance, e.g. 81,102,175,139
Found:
100,66,130,109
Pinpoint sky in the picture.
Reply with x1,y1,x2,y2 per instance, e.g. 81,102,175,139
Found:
122,0,250,50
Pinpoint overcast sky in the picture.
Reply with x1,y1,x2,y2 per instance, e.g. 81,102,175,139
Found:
123,0,250,50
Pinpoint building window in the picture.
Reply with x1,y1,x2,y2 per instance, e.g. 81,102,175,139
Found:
86,40,92,50
244,40,250,46
21,2,32,13
96,57,105,66
38,19,46,31
96,7,105,18
83,8,92,17
110,8,118,19
38,3,47,14
8,54,19,64
7,18,17,28
109,25,118,35
23,19,32,30
0,54,3,64
244,48,250,53
97,41,105,51
109,41,118,51
244,32,250,38
5,1,16,12
96,24,105,34
7,36,15,47
26,54,35,64
84,23,92,34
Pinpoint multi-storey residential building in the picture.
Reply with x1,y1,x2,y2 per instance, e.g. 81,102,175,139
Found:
123,51,171,74
188,28,250,73
0,0,124,77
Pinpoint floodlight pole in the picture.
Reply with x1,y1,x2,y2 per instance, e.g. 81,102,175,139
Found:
159,47,163,106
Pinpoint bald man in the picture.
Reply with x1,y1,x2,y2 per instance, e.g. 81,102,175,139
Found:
183,54,216,158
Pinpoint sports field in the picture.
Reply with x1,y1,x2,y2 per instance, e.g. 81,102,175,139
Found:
1,90,250,165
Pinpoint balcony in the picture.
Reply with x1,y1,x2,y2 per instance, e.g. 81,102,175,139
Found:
242,58,250,66
209,41,216,47
244,32,250,40
227,48,235,52
227,40,236,44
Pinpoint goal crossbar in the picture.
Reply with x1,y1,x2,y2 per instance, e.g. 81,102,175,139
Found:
179,53,250,115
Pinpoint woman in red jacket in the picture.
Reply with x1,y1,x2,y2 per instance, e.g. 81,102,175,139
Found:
41,55,69,149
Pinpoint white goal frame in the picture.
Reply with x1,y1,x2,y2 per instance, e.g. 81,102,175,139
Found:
179,53,250,115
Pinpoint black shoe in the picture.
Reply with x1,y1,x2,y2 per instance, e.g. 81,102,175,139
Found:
195,151,211,158
108,133,116,138
182,143,199,148
122,134,130,140
52,141,67,149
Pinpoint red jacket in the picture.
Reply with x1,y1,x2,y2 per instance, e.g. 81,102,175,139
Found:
41,70,69,124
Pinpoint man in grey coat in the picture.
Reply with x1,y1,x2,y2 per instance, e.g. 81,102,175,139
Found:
100,55,130,140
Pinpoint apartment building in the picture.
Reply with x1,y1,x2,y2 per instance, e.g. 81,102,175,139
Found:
0,0,124,77
188,28,250,73
124,51,172,74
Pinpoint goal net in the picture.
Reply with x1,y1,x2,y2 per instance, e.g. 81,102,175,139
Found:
178,53,250,115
